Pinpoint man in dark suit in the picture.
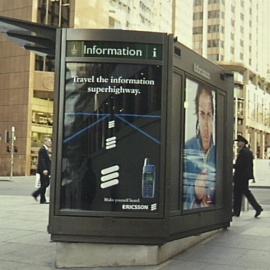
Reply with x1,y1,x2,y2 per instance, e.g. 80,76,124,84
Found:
233,135,263,217
32,137,52,204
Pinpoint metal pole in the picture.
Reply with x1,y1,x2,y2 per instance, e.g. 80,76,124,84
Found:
234,96,238,139
59,0,62,27
233,96,238,160
43,0,49,71
10,126,15,180
171,0,176,35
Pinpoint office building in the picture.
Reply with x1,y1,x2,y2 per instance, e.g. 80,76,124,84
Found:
192,0,270,158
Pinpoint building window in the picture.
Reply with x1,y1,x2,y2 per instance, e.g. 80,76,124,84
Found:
36,0,70,71
208,10,220,19
208,24,221,33
208,54,219,61
231,47,235,54
37,0,70,27
193,26,203,34
194,0,202,6
109,16,116,27
35,55,55,72
231,33,235,40
194,41,202,50
220,40,224,48
207,39,220,48
193,12,203,20
240,13,244,21
240,26,244,34
208,0,220,4
240,39,244,47
240,53,244,60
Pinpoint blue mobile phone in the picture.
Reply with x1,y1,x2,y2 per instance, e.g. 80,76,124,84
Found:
142,158,156,199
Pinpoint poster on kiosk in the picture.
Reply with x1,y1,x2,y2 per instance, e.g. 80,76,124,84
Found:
183,78,216,210
59,41,163,214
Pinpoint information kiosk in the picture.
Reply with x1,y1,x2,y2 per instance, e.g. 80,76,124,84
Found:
48,29,234,266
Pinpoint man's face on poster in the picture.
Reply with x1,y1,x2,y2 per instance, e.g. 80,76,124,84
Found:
198,90,213,152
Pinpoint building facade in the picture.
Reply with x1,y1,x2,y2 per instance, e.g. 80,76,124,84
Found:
220,64,270,159
1,0,268,175
192,0,270,159
0,0,177,175
173,0,193,48
0,0,69,175
193,0,268,77
69,0,172,33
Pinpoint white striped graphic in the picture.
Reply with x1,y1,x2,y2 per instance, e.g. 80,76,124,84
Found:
106,144,116,149
106,141,116,146
106,136,116,142
101,165,119,175
100,165,120,189
105,136,117,150
151,203,157,211
101,179,119,189
108,120,115,129
101,172,119,182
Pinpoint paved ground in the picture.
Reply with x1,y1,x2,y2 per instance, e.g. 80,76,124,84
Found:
0,177,269,269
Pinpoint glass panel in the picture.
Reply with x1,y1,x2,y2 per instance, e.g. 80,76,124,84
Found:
60,62,162,213
182,78,216,210
37,0,70,27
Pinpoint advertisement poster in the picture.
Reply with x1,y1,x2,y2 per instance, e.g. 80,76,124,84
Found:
183,78,216,210
60,62,161,213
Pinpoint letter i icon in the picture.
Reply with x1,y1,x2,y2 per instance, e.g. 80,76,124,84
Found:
152,48,157,58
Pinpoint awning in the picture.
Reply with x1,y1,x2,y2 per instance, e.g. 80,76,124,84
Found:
0,16,57,57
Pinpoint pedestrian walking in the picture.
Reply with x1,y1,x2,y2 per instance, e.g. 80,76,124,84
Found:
233,135,263,217
31,137,52,204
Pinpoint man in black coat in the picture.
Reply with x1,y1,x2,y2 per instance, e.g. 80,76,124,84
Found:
32,137,52,204
233,135,263,217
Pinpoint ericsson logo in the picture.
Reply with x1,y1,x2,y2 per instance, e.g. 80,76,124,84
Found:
122,204,149,210
100,165,120,189
150,203,157,211
122,203,158,211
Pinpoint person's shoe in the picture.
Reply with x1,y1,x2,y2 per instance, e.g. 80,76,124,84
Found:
31,194,37,201
255,208,263,218
40,201,49,204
